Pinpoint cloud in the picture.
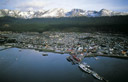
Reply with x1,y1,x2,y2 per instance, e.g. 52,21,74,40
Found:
0,0,128,12
15,0,47,11
109,6,128,12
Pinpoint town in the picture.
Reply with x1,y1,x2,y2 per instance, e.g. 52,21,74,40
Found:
0,31,128,58
0,31,128,82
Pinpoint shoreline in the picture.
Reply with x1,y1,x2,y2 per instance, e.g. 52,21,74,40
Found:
84,54,128,59
1,45,128,59
0,31,128,59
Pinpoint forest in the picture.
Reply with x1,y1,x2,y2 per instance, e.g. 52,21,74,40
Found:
0,16,128,34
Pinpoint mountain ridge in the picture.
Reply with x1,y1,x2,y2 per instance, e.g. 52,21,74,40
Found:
0,8,128,19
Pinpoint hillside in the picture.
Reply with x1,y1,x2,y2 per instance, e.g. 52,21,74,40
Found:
0,16,128,34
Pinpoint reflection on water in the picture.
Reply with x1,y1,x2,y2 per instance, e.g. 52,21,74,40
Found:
0,48,128,82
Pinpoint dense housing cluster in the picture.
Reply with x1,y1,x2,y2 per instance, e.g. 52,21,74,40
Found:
0,31,128,57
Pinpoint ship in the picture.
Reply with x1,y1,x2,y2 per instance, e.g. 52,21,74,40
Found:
82,62,91,68
78,63,106,81
72,55,81,62
91,71,103,80
66,56,79,64
79,63,92,74
42,53,48,56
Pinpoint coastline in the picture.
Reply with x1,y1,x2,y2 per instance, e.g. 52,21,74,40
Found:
1,45,128,59
84,54,128,59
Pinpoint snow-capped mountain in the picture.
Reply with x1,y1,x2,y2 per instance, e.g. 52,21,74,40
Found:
86,10,100,17
66,9,86,17
40,8,69,17
0,8,128,19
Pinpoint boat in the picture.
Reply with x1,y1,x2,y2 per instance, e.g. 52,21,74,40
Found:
66,56,79,64
94,57,99,60
83,62,90,68
19,49,22,52
79,63,92,74
79,63,104,81
42,53,48,56
72,55,81,62
66,56,71,62
91,71,103,80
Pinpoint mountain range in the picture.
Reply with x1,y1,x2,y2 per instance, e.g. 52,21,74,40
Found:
0,8,128,19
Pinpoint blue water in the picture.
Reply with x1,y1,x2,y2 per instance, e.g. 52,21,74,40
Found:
0,48,128,82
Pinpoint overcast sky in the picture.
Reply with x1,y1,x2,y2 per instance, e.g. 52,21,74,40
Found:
0,0,128,12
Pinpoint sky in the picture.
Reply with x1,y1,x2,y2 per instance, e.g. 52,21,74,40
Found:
0,0,128,12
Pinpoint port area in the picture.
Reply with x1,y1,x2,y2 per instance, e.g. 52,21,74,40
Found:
84,54,128,59
66,54,108,81
78,62,109,82
0,31,128,81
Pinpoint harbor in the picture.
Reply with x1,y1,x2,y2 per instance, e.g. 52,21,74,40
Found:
79,63,109,82
0,47,128,82
0,31,128,82
67,53,108,81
